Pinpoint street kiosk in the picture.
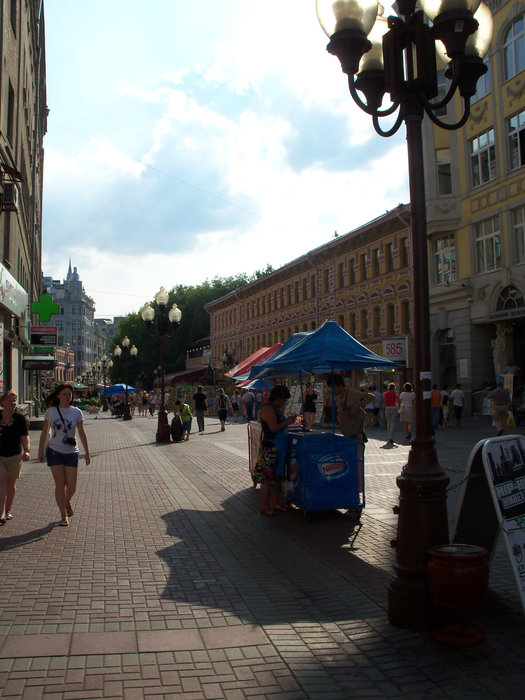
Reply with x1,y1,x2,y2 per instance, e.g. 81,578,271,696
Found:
247,321,398,519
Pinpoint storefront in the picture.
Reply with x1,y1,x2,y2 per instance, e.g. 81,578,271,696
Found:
0,263,29,402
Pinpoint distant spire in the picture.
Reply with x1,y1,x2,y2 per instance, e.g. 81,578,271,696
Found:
66,258,72,282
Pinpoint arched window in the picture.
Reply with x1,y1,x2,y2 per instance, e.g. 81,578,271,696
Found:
496,285,525,311
504,14,525,80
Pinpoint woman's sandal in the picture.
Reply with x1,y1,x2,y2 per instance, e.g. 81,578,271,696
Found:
272,505,287,512
260,508,274,515
59,518,69,527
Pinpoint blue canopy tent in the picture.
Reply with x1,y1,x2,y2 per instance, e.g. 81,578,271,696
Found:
248,321,399,431
101,383,136,394
248,321,398,378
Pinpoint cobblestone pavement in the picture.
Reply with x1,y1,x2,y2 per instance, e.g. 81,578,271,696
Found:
0,412,524,698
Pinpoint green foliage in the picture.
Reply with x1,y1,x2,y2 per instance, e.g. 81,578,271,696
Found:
107,271,268,387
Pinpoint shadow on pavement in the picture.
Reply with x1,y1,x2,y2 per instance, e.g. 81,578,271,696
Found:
156,489,385,626
0,522,56,551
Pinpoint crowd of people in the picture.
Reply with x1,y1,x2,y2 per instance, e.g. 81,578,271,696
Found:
1,373,518,526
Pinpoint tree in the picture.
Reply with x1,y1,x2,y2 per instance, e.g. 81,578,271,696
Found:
108,271,267,387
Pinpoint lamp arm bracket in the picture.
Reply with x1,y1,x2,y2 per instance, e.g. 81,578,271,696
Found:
419,58,460,113
349,75,399,117
423,96,471,130
373,110,404,138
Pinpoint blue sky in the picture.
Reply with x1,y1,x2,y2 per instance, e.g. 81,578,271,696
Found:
42,0,408,317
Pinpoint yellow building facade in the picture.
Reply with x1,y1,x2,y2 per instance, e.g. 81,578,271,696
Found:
423,0,525,407
207,205,413,380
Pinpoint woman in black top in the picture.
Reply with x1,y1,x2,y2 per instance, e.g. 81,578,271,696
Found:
0,391,30,524
303,382,317,431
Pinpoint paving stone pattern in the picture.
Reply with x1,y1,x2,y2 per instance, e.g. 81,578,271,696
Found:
0,413,524,698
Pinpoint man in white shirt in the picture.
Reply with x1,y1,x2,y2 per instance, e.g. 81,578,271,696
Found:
449,384,465,428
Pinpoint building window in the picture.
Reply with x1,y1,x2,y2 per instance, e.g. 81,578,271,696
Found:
338,314,345,329
360,253,368,281
386,242,394,272
436,148,452,195
475,216,501,273
512,206,525,262
473,57,491,101
373,307,381,337
323,268,329,293
310,274,316,298
400,238,409,267
360,309,368,338
434,234,456,284
401,301,410,333
7,82,15,143
508,109,525,170
349,313,356,337
504,14,525,80
435,71,448,117
373,248,380,276
386,304,395,335
338,262,345,288
349,258,356,284
470,128,495,187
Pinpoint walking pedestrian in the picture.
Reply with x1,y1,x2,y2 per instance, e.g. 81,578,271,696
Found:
489,380,512,436
0,391,30,525
192,385,207,434
37,382,91,527
398,382,415,440
430,384,442,434
215,388,231,431
242,389,255,422
303,382,317,431
383,382,398,444
231,390,241,422
449,383,465,428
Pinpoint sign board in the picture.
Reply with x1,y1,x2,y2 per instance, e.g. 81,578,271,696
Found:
32,346,54,354
0,263,28,318
382,337,407,363
22,356,56,371
30,326,57,346
453,435,525,612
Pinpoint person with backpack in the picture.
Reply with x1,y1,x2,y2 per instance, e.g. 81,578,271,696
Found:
175,400,193,441
215,388,231,432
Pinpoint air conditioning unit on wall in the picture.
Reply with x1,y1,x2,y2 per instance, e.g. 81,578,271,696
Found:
1,182,19,211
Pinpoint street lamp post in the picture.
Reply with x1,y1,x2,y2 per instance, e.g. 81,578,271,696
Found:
316,0,492,630
113,336,138,421
141,287,182,442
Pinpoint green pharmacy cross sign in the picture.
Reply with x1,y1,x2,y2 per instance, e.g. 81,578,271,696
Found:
31,293,60,322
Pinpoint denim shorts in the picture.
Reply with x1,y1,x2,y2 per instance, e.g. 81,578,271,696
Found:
46,446,79,468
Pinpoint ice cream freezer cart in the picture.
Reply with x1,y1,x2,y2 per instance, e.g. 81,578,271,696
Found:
248,422,364,520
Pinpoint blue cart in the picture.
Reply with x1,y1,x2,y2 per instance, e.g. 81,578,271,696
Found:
284,431,364,521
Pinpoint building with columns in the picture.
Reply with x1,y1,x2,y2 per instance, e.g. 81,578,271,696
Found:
423,0,525,410
206,205,413,381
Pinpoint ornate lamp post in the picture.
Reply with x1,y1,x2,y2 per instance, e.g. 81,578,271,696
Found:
113,336,138,421
316,0,492,629
141,287,182,442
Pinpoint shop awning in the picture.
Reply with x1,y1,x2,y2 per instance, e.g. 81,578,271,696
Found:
161,365,208,386
22,355,55,370
225,344,282,378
